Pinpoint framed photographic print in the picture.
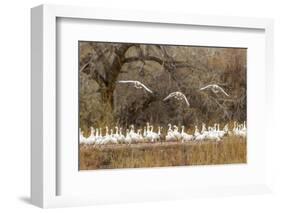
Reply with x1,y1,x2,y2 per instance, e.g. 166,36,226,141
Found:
31,4,274,208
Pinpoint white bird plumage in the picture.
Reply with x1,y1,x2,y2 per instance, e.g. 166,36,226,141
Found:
200,84,229,97
79,128,87,144
163,91,190,107
181,126,193,142
165,124,176,142
80,120,246,145
118,80,153,93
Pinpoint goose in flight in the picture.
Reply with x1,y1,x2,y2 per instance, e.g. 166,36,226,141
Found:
118,80,153,94
200,84,229,97
163,91,190,107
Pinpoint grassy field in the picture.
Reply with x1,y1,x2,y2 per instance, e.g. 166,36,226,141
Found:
79,136,246,170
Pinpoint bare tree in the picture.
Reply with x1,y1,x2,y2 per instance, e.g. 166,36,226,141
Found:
79,42,246,129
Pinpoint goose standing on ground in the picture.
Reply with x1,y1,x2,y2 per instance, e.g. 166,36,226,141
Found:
223,124,230,135
150,125,160,142
166,124,176,142
200,84,229,97
233,121,241,136
241,121,247,137
79,128,87,144
94,128,99,144
163,91,190,107
144,123,151,142
216,124,226,138
95,128,103,145
143,127,147,142
117,127,125,144
201,123,207,134
113,126,119,139
135,129,142,143
234,122,246,138
240,121,247,138
156,126,162,142
128,125,139,143
118,80,153,93
194,125,206,141
109,129,118,144
145,123,158,142
113,126,125,144
173,125,182,141
194,126,200,137
86,126,96,144
181,126,193,142
206,125,221,141
124,129,132,144
101,126,110,144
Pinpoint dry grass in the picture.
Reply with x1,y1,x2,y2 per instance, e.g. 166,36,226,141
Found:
79,136,246,170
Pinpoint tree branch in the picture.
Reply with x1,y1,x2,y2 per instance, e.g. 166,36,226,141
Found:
90,44,112,73
123,55,164,65
79,51,107,86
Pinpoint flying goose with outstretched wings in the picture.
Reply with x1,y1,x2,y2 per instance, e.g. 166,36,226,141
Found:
118,80,153,93
200,84,229,97
163,91,190,107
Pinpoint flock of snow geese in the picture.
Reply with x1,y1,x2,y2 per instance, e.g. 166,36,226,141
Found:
118,81,230,107
80,80,244,145
80,121,246,145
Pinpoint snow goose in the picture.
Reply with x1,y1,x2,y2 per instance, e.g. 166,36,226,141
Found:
181,126,193,142
124,129,132,144
129,125,139,143
233,122,240,136
150,125,160,142
173,125,182,141
94,128,103,145
101,126,111,144
79,128,87,144
206,126,221,141
117,127,125,144
237,123,246,138
144,123,152,142
216,124,226,138
242,121,247,132
194,125,200,137
109,129,118,144
223,124,230,135
200,84,229,97
156,126,162,142
194,126,207,141
86,126,96,144
136,129,144,143
201,123,207,134
118,80,153,93
165,124,176,142
163,91,190,107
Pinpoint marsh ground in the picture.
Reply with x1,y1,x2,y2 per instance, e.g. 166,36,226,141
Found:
79,136,246,170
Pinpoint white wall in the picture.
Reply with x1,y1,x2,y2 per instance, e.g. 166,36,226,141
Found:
0,0,280,212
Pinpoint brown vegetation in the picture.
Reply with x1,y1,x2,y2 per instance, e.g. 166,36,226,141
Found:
79,42,247,132
79,136,246,170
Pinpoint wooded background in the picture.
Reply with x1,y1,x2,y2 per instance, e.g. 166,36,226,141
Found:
79,41,246,132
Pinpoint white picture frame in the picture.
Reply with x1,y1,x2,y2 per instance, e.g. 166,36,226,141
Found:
31,4,274,208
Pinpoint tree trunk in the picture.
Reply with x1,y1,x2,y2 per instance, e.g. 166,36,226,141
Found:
100,86,115,110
